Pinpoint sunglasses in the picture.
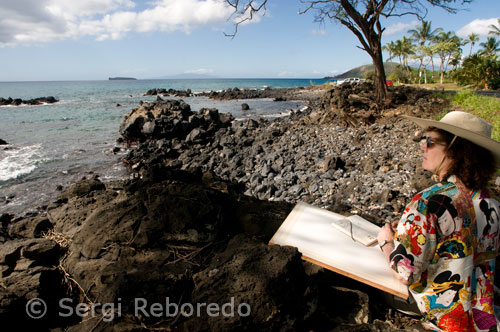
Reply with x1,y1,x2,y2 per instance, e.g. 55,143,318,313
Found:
420,136,447,148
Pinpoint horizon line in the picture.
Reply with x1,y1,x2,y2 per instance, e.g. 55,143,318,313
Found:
0,77,332,83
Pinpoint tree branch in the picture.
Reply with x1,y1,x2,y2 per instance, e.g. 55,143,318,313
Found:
225,0,268,38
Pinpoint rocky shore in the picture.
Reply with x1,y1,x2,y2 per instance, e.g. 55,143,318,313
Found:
1,83,456,331
145,86,326,103
123,83,445,224
0,96,58,106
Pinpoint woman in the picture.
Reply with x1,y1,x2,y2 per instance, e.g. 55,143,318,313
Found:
377,111,500,331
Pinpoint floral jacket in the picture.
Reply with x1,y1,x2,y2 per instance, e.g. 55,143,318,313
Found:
390,176,500,332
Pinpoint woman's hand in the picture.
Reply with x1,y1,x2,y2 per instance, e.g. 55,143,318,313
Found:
377,223,397,266
391,220,398,230
377,223,395,244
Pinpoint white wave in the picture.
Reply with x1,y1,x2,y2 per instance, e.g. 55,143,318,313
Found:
262,109,293,119
0,101,59,108
0,144,46,181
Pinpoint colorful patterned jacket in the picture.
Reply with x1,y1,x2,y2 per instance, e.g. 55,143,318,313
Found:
390,176,500,332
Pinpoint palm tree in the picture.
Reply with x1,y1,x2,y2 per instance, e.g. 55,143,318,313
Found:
408,20,443,46
429,36,440,80
489,18,500,36
435,31,462,84
480,37,500,57
385,39,413,83
408,21,443,83
383,41,397,63
465,33,479,56
421,45,434,83
391,37,415,81
449,53,461,71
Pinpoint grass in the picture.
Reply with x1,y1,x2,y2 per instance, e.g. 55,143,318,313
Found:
449,91,500,178
400,82,465,91
447,90,500,142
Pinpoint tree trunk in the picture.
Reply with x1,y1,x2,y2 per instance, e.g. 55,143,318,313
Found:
372,48,387,104
439,56,444,84
418,59,423,84
431,57,435,79
337,0,388,105
405,58,411,80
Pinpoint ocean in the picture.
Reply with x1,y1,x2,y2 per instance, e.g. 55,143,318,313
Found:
0,78,327,216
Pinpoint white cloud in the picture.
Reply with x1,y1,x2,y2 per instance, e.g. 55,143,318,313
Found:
311,29,327,36
384,21,418,36
277,71,300,78
184,68,214,75
457,18,499,37
46,0,136,20
230,3,264,26
0,0,235,46
324,69,341,76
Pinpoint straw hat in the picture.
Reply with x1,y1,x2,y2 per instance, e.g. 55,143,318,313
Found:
402,111,500,167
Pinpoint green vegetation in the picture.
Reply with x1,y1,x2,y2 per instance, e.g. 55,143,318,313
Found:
452,91,500,141
229,1,488,103
447,90,500,176
434,91,500,141
383,19,500,89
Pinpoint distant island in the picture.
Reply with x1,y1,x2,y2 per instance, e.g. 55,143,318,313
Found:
108,77,137,80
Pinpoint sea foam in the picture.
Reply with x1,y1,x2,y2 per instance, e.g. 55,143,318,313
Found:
0,144,46,181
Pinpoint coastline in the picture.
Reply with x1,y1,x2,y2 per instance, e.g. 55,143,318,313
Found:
0,83,450,331
0,79,310,217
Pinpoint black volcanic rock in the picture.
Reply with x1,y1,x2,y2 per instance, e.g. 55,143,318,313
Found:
144,88,193,97
0,96,58,106
0,164,403,331
119,99,234,169
0,85,451,331
120,85,449,225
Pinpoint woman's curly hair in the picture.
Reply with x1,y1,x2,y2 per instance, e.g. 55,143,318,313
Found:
428,127,496,190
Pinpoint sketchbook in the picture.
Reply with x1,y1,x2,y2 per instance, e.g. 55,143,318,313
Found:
269,201,408,299
329,214,380,246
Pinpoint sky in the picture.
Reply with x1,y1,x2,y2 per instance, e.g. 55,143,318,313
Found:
0,0,499,81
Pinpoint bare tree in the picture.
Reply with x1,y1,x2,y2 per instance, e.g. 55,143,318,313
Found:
225,1,268,38
225,0,471,104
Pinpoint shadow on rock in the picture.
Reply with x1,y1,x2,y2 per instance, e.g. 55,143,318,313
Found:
0,165,413,331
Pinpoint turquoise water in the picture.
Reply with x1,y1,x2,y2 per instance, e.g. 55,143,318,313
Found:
0,78,325,215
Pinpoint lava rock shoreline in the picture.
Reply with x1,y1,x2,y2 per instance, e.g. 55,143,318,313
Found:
122,83,445,224
0,96,58,106
145,86,325,102
0,83,453,331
